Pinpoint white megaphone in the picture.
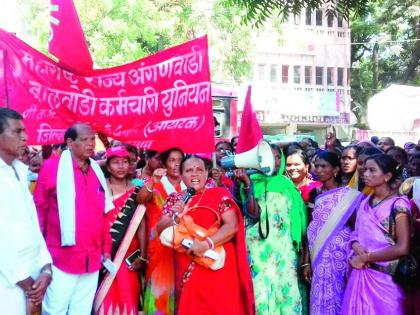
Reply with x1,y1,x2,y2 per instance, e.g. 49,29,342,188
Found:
221,139,276,177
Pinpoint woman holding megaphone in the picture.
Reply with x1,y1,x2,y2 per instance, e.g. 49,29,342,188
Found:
156,155,255,315
235,143,307,315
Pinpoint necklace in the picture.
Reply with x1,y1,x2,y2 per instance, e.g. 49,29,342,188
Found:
370,191,396,207
109,177,129,200
185,188,206,213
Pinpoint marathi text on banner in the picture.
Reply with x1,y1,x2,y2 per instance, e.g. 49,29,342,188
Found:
0,29,215,153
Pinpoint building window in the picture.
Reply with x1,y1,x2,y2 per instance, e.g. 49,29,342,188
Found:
282,65,289,83
305,66,312,84
327,67,334,85
258,64,266,81
305,9,312,26
337,68,344,86
337,14,343,28
316,10,323,26
270,65,277,82
316,66,323,85
294,14,301,25
327,13,334,27
294,66,301,84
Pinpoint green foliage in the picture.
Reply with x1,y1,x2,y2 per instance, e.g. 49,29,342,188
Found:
350,0,420,129
209,0,254,83
15,0,256,84
222,0,371,27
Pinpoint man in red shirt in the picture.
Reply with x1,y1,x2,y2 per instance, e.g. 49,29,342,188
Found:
34,123,112,315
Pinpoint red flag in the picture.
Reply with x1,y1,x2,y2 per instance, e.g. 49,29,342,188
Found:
236,86,263,153
49,0,93,71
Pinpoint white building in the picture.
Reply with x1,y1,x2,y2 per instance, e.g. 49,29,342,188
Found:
242,8,352,140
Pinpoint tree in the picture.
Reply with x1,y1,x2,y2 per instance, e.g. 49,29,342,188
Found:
350,0,420,129
222,0,371,26
15,0,256,84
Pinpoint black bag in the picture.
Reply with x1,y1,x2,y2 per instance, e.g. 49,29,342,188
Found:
392,254,419,287
389,204,420,288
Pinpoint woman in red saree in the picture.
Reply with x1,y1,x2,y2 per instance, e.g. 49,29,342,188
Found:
142,148,186,315
157,155,255,315
94,146,147,315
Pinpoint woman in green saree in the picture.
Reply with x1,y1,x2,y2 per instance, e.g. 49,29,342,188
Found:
237,144,307,315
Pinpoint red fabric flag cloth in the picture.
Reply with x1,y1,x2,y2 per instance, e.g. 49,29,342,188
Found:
0,29,214,153
236,86,263,153
49,0,93,72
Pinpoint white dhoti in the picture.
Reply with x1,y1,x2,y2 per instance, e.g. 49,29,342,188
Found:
42,265,99,315
0,282,26,315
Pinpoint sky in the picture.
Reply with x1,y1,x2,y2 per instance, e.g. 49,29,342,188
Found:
0,1,22,34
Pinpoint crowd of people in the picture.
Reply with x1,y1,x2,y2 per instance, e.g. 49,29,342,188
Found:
1,106,420,315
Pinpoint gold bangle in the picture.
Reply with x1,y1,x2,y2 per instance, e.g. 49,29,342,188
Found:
146,185,153,193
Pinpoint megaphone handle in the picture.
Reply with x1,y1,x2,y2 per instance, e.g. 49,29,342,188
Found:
212,152,217,169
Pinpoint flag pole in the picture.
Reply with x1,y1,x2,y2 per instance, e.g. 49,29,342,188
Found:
2,50,9,108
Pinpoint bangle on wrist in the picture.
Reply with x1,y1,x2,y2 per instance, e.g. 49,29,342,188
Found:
300,263,310,268
41,269,52,276
146,185,153,193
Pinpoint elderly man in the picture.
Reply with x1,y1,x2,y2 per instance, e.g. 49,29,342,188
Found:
34,123,113,315
0,108,52,315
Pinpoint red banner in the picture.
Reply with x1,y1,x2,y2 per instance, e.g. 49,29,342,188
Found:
0,29,214,153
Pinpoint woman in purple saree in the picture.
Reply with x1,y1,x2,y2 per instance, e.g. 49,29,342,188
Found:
342,154,411,315
302,151,363,315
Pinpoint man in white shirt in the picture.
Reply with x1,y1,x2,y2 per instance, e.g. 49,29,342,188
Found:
0,108,52,315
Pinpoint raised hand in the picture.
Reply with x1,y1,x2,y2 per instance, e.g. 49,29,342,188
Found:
152,168,167,184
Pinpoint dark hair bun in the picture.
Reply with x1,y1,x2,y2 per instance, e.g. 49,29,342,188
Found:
366,154,401,184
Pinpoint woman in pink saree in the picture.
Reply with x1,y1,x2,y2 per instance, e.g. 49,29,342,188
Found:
342,154,411,315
